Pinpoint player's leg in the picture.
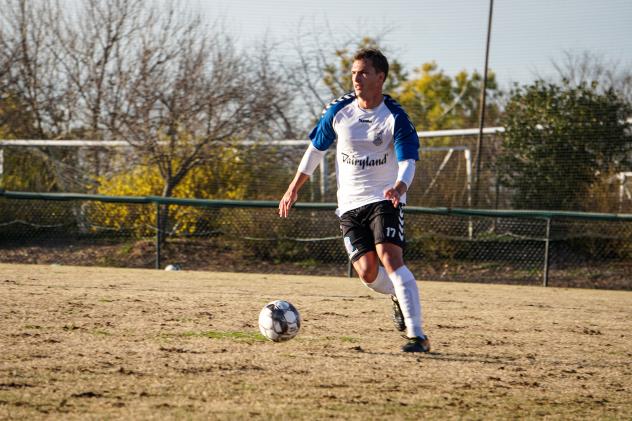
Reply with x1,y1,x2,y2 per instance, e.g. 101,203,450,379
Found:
376,243,423,333
377,243,430,352
372,202,429,352
373,242,406,331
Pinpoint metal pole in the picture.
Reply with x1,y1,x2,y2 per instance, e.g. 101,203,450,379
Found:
155,203,161,270
543,218,551,287
464,148,473,238
473,0,494,208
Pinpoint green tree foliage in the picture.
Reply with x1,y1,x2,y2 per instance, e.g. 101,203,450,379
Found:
395,62,501,132
497,80,632,211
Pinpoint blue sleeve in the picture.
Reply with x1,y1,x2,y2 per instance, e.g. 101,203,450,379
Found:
309,107,337,151
309,93,355,151
385,97,420,161
394,115,419,161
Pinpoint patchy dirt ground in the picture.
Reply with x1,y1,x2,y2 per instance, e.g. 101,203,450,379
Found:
1,263,630,419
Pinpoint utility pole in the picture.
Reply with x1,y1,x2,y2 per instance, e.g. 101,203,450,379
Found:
473,0,494,208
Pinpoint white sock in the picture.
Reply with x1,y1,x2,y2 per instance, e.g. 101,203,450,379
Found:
389,265,424,338
361,266,395,295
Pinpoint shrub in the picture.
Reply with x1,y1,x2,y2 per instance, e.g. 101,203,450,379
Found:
498,80,632,211
90,147,253,237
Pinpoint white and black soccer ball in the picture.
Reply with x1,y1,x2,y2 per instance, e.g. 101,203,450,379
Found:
165,264,181,271
258,300,301,342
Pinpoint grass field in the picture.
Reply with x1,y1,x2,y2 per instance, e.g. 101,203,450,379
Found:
1,263,631,420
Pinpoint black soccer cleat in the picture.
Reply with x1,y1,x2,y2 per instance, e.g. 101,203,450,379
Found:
391,295,406,332
402,335,431,353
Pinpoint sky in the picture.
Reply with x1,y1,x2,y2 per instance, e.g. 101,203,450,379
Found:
193,0,632,89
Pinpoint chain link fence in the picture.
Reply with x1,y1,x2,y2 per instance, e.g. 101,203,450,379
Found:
1,192,630,290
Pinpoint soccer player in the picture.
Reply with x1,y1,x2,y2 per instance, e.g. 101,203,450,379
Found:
278,48,430,353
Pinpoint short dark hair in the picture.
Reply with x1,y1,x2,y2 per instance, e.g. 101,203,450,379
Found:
353,48,389,80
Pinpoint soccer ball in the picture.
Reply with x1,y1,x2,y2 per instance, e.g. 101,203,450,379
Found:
258,300,301,342
165,264,181,271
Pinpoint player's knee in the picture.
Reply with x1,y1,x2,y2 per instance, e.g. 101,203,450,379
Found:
356,266,378,283
353,255,379,283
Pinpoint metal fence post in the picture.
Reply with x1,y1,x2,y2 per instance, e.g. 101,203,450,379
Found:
543,217,551,287
155,203,161,270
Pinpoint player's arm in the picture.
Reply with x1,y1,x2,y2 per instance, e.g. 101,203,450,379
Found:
385,99,420,207
384,159,416,207
279,144,326,218
280,96,339,217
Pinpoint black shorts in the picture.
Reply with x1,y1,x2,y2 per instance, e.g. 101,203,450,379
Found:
340,200,405,263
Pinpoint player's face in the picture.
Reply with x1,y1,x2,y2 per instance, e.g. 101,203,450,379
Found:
352,59,384,99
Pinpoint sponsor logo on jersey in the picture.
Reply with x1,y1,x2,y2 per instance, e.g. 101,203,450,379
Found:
359,118,373,123
341,153,388,169
373,130,384,146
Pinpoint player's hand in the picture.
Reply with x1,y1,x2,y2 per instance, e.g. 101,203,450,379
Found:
385,181,407,208
278,188,298,218
384,187,401,208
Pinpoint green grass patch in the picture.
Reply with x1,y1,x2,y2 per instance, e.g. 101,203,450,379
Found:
179,330,267,342
339,336,359,343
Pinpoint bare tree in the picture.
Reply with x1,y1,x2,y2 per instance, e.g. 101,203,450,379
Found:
0,0,88,191
550,50,632,104
1,0,294,194
0,0,68,138
0,10,31,137
282,20,341,126
249,36,300,140
111,5,262,198
50,0,143,138
43,0,147,185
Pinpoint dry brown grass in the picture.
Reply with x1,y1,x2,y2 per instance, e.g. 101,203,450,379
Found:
0,263,630,420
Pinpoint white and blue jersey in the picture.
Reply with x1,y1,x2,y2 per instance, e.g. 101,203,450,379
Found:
309,93,419,216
